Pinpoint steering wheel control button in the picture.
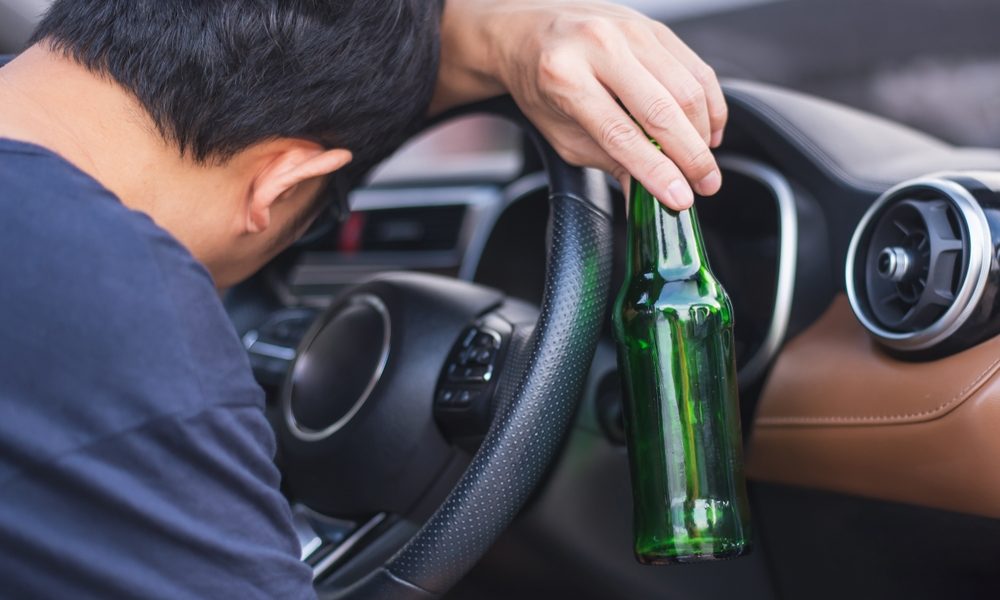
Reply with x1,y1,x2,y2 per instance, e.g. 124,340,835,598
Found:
437,388,457,406
445,326,502,387
449,365,493,383
284,294,390,442
473,331,501,349
455,390,478,407
434,318,511,444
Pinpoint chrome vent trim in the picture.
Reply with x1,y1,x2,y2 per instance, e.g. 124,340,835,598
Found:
845,177,993,351
719,156,799,385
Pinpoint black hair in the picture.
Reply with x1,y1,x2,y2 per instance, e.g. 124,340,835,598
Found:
31,0,441,185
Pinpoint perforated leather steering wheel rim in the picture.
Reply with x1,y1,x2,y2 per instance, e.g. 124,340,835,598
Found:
328,96,614,599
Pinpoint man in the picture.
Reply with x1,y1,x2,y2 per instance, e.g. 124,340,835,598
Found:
0,0,725,597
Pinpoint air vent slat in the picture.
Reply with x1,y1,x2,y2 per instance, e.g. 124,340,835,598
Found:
938,240,964,253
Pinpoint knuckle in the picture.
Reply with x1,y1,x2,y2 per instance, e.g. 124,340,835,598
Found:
674,85,706,114
536,47,577,88
546,86,586,120
693,62,719,86
598,117,641,153
642,96,681,132
710,101,730,124
575,18,618,49
653,21,674,38
619,16,651,38
680,146,715,175
643,157,679,185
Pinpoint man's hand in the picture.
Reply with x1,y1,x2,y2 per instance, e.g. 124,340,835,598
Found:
432,0,727,210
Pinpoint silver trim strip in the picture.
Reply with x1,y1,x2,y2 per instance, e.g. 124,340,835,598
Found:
301,536,323,561
719,156,799,384
246,339,297,361
501,171,550,207
349,186,500,211
241,330,259,351
311,513,387,581
845,177,993,351
282,294,392,442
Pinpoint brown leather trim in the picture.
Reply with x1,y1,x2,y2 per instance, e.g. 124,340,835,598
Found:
755,296,1000,426
747,294,1000,518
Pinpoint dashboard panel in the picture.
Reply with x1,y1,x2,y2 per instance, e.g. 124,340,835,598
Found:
237,154,792,402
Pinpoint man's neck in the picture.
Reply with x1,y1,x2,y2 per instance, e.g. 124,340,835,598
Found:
0,44,243,273
0,46,173,209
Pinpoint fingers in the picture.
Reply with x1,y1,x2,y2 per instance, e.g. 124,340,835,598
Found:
593,52,721,199
638,52,711,146
653,25,728,147
627,29,711,145
560,81,696,210
508,9,730,210
702,66,727,147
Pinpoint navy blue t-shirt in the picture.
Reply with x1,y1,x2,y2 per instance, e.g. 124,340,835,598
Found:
0,139,315,598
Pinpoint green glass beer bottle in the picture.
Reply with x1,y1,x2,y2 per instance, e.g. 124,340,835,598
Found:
612,175,752,564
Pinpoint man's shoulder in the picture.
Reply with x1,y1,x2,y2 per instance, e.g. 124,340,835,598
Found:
0,138,220,351
0,140,262,450
0,138,205,289
0,141,307,596
0,138,198,263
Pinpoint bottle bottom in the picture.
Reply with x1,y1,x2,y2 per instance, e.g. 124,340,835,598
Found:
635,543,752,566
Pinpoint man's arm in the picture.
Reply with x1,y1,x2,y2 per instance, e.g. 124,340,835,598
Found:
432,0,726,211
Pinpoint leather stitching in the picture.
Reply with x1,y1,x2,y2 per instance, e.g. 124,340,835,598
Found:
757,353,1000,427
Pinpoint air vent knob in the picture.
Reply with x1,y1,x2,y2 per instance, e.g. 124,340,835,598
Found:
877,246,914,282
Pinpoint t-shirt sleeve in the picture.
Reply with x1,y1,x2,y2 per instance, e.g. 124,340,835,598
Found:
0,403,316,600
0,140,317,599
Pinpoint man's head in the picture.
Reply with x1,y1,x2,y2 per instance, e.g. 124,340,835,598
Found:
22,0,440,285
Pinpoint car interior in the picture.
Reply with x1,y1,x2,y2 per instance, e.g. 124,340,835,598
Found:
225,81,1000,599
3,0,1000,598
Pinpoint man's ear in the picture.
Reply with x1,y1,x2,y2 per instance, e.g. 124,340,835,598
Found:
246,141,353,234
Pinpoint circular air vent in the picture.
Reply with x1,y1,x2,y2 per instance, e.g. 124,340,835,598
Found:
846,178,993,353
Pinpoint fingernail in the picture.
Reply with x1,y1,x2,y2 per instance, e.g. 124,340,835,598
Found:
711,129,724,148
697,170,722,196
666,179,694,208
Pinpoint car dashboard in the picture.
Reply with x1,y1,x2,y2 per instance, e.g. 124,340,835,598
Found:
226,80,1000,600
234,115,793,411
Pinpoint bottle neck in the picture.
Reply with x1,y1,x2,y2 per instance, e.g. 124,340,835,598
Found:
626,178,708,280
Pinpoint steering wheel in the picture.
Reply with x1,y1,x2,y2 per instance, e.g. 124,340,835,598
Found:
276,97,613,599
